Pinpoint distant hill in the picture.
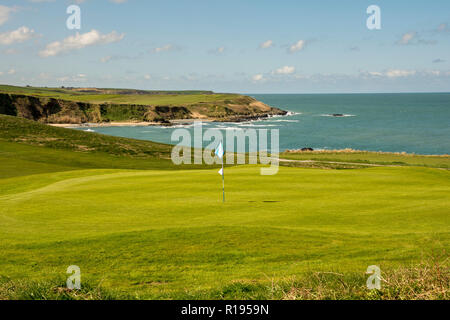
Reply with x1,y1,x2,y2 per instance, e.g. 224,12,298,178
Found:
0,85,286,124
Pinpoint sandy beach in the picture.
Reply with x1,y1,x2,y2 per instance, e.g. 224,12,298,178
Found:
49,121,166,128
49,119,213,128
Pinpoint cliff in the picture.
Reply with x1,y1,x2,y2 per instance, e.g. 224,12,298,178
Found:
0,89,286,125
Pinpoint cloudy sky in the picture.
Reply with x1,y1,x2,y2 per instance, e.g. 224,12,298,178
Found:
0,0,449,93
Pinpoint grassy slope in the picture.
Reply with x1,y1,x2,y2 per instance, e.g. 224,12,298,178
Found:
0,115,449,299
0,115,224,178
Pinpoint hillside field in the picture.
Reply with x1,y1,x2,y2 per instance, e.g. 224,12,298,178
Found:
0,115,449,299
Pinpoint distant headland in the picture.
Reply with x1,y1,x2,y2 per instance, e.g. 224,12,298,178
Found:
0,85,287,126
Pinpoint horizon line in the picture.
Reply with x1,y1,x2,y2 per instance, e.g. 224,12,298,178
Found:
1,84,449,95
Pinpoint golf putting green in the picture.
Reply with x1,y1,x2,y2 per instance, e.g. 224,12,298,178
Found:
1,165,448,298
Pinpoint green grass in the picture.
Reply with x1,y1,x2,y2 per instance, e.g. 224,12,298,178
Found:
0,115,448,299
0,165,448,299
281,151,450,169
0,84,238,106
0,115,223,180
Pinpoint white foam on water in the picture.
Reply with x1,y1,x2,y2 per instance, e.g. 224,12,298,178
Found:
268,119,300,123
218,127,243,131
159,124,195,129
236,123,279,127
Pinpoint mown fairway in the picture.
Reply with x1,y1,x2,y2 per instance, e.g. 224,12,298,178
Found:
1,164,449,298
0,115,449,299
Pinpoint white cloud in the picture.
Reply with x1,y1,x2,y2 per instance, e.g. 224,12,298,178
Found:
0,26,37,45
385,69,416,78
273,66,295,75
57,74,88,82
0,5,15,26
252,74,264,81
39,29,125,57
396,32,436,45
361,69,447,80
397,32,417,45
259,40,273,49
7,68,16,75
368,71,383,77
154,44,171,53
289,40,306,53
363,69,417,78
144,74,151,80
152,44,180,53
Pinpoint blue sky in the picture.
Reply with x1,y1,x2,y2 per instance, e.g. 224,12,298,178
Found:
0,0,449,93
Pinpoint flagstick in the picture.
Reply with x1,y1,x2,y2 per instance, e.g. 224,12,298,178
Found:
221,155,225,203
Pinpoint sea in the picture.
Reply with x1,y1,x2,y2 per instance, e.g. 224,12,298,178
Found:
74,93,450,155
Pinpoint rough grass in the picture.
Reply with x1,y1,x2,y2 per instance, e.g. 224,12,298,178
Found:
201,256,449,300
0,277,124,300
1,258,447,300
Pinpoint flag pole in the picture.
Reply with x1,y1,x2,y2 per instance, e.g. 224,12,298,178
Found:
222,155,225,203
216,142,225,203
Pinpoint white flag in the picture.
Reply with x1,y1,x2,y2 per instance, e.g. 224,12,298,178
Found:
215,142,224,159
218,168,223,176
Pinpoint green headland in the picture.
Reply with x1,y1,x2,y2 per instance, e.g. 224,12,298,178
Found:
0,85,286,125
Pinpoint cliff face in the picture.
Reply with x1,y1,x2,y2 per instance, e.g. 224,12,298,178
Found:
0,93,286,124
